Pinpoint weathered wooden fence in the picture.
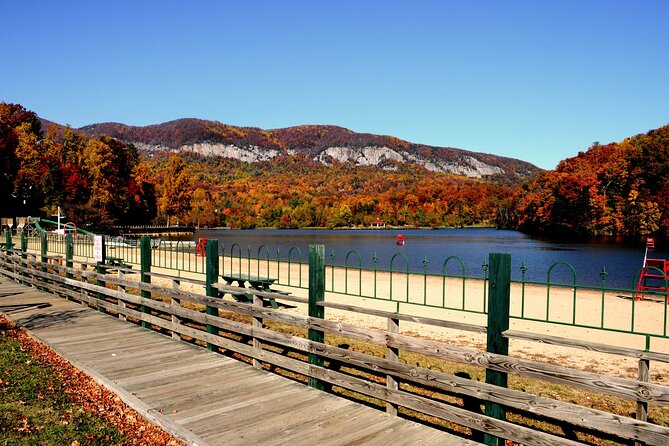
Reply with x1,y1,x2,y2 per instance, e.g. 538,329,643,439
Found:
2,239,669,446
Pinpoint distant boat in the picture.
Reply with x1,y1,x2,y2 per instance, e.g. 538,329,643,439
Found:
396,234,405,246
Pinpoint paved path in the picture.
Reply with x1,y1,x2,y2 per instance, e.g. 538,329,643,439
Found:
0,276,480,446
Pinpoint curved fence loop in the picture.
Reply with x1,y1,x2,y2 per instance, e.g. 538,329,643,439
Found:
441,256,467,310
546,261,577,285
389,252,410,302
287,246,303,286
545,261,578,322
257,244,271,278
229,243,243,276
344,250,363,296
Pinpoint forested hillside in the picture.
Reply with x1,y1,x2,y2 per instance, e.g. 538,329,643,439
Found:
0,103,155,229
3,103,516,230
143,152,515,229
515,124,669,237
3,102,669,239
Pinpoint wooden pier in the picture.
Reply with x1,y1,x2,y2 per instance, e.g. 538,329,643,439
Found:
114,225,196,236
0,277,478,446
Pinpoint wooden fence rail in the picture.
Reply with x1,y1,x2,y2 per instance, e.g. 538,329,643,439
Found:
2,245,669,446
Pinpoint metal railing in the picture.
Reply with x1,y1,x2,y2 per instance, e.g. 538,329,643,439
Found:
8,230,669,349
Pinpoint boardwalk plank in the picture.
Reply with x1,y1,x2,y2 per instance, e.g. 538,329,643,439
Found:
114,356,230,387
120,363,233,391
0,276,480,446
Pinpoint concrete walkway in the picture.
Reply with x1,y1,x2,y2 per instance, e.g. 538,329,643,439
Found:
0,276,480,446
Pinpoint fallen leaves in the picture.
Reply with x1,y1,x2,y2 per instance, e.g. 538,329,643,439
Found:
0,314,184,446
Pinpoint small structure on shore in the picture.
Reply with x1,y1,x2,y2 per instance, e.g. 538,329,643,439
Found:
635,237,669,301
195,238,207,256
371,219,386,228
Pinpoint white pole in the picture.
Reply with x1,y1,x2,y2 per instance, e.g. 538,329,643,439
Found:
643,245,649,268
58,206,61,231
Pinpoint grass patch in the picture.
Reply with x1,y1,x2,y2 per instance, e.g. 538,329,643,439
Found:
0,323,123,445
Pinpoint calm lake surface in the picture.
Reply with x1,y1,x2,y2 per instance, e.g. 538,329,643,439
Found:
189,228,668,289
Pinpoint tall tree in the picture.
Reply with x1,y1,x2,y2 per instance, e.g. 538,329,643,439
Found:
157,156,193,225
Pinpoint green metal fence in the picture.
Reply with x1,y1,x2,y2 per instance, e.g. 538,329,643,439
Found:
8,229,669,350
511,261,669,350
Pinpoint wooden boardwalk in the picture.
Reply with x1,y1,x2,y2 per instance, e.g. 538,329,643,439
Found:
0,277,480,446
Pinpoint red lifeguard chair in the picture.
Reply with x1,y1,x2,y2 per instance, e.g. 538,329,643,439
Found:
635,238,669,301
195,238,207,256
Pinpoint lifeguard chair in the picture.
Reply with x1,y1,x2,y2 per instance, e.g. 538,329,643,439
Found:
195,238,207,256
635,238,669,301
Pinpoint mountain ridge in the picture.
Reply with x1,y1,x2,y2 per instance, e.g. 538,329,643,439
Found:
74,119,540,181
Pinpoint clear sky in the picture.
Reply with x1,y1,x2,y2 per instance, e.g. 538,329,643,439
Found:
2,1,668,169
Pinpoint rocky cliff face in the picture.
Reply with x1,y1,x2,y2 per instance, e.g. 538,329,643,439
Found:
315,146,504,177
133,142,282,163
134,142,505,178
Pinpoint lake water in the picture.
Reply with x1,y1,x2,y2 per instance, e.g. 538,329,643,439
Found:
190,228,668,289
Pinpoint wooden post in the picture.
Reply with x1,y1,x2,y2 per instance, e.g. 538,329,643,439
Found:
484,253,511,446
636,357,650,446
387,317,399,415
96,236,107,314
118,269,127,322
252,294,263,369
140,236,152,329
205,238,219,351
171,278,181,340
39,232,48,287
308,244,326,391
19,232,27,285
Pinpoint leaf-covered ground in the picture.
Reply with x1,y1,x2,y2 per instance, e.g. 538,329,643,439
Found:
0,314,184,446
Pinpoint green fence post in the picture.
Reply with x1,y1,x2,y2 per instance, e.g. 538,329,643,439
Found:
205,239,220,351
65,233,74,271
484,253,511,446
40,232,47,263
308,244,326,391
140,236,152,329
5,230,12,252
20,231,27,253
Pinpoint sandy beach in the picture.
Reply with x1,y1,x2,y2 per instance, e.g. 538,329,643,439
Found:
18,237,669,385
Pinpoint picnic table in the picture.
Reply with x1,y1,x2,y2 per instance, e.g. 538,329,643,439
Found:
105,257,132,270
220,273,285,308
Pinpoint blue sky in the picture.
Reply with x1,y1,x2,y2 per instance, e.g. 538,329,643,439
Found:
2,1,668,169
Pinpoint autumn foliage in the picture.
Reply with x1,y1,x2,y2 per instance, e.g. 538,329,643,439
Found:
0,103,156,229
515,125,669,237
3,102,669,239
144,153,516,229
0,314,183,445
